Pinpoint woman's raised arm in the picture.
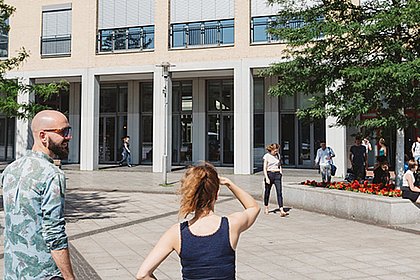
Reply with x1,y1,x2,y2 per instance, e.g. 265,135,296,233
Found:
136,224,179,280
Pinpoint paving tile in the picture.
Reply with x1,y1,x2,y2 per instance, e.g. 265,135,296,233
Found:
2,170,420,280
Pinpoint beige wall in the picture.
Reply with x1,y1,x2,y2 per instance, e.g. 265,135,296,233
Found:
7,0,287,73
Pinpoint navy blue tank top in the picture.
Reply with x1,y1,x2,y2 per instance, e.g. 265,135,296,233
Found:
180,216,236,280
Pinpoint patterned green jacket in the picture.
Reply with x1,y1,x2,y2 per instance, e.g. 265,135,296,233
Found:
1,151,68,280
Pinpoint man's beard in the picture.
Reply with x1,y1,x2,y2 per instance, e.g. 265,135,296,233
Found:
49,139,69,159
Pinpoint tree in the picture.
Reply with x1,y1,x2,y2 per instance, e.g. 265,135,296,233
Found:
262,0,420,184
0,1,67,119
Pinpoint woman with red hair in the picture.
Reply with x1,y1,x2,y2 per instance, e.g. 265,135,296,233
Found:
137,162,260,280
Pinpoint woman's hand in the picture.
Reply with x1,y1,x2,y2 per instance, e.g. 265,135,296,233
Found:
219,176,232,187
265,178,270,185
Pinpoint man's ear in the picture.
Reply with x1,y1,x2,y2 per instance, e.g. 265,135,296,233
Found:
39,131,48,147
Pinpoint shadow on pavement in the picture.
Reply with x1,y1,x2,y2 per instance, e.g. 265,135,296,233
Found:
65,191,130,222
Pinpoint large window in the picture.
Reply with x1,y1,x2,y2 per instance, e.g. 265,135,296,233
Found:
171,19,234,48
207,79,234,166
41,4,72,56
0,19,8,58
251,16,305,44
139,82,153,164
278,92,326,167
172,81,193,165
97,0,155,53
99,84,128,163
0,116,14,161
254,78,265,170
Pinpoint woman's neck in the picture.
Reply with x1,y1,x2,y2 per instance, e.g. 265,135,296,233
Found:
193,209,214,220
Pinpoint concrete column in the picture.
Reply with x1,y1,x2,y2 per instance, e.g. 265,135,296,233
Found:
80,71,99,170
265,77,279,145
192,78,206,162
127,81,140,164
234,63,253,174
234,0,250,49
15,77,34,158
68,82,80,163
152,66,173,173
326,117,347,178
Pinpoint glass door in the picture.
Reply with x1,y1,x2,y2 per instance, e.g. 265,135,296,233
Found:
0,116,15,161
280,114,296,166
298,120,312,166
279,93,326,168
139,82,153,164
206,79,234,166
172,81,193,165
99,83,128,164
99,116,116,162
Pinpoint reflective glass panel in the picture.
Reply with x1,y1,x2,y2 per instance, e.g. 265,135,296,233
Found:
118,86,128,113
141,83,153,112
207,114,220,162
100,30,113,52
143,26,154,49
222,80,233,111
254,78,264,111
128,27,141,49
188,23,202,46
221,20,234,44
114,29,127,50
204,21,218,44
100,86,118,113
172,24,186,47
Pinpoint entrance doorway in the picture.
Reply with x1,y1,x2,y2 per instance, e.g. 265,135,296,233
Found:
206,79,234,166
139,82,153,164
0,116,14,161
172,80,193,165
279,93,326,168
99,84,128,163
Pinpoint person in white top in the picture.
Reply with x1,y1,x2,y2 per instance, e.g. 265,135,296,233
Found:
411,136,420,164
263,143,288,217
401,159,420,203
315,140,335,183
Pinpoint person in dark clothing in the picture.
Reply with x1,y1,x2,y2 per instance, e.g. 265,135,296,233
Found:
137,162,260,280
349,136,367,181
119,136,132,167
372,161,390,186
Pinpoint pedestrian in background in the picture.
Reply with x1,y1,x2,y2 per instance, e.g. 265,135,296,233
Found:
362,137,373,168
412,136,420,164
263,143,288,217
349,136,368,181
136,162,260,279
315,140,335,183
378,138,387,157
372,161,391,186
119,135,132,167
1,110,75,280
401,159,420,203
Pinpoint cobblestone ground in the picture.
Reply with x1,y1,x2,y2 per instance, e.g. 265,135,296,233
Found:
1,190,420,279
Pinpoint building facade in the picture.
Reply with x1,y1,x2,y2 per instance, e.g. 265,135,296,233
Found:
2,0,365,176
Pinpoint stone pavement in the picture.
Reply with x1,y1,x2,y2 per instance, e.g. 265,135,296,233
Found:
1,166,420,279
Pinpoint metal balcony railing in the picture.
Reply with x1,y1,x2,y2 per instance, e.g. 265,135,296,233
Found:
97,26,155,53
251,16,323,44
170,19,234,48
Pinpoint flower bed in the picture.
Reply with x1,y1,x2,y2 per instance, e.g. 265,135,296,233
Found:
301,180,402,197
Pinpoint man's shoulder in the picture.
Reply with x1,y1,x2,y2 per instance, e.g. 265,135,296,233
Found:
4,153,62,179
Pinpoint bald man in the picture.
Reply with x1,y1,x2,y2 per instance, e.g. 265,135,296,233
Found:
1,110,75,280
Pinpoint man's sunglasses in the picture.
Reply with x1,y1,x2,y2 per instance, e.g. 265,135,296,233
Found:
44,127,72,138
